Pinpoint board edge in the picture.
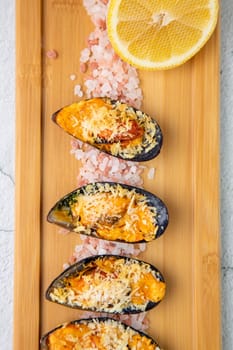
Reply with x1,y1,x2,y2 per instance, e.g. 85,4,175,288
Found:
14,0,42,349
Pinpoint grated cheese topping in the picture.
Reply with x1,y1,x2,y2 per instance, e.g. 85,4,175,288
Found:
49,256,165,313
55,97,158,159
46,319,161,350
69,183,158,242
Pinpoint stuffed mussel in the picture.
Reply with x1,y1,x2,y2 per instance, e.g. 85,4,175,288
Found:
46,255,166,313
52,97,163,161
47,182,169,243
40,317,161,350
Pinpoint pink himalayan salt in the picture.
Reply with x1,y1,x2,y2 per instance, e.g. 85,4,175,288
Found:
70,139,145,188
46,49,58,59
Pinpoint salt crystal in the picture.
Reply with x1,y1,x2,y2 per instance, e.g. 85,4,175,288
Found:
70,74,76,81
92,69,99,78
147,167,155,180
85,79,98,90
138,243,146,251
74,149,84,160
110,158,119,173
80,47,91,63
87,244,98,255
98,248,108,255
101,81,112,94
99,157,109,171
130,165,137,174
74,84,84,97
46,49,58,59
74,245,83,253
63,263,70,270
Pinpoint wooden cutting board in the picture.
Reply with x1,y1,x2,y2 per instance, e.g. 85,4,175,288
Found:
14,0,221,349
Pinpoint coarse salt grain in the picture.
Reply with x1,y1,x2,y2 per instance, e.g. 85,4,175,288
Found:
148,167,155,180
80,47,91,63
74,84,84,97
80,311,149,332
70,74,76,81
71,140,145,187
63,263,70,270
66,235,147,267
46,49,58,59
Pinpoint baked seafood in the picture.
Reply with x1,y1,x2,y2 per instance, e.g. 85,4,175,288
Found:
40,317,161,350
52,97,163,161
46,255,166,314
47,182,169,243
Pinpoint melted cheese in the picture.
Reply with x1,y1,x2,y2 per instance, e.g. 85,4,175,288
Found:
56,98,141,142
49,257,166,313
55,98,158,159
70,183,158,242
47,319,160,350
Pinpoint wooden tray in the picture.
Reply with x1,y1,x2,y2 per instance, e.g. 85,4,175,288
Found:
14,1,221,349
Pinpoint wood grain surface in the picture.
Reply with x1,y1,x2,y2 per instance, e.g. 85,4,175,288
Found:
14,0,41,349
15,1,221,349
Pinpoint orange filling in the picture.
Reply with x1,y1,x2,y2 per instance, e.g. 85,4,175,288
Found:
98,119,143,142
47,323,157,350
71,192,157,242
55,98,143,149
65,257,165,306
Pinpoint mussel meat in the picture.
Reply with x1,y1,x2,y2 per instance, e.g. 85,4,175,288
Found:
47,182,169,243
52,97,163,161
46,255,166,313
40,317,161,350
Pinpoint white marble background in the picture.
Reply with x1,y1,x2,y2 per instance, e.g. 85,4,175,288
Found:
0,0,232,349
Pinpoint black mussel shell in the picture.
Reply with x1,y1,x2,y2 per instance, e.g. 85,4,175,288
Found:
52,97,163,161
47,182,169,243
45,255,166,314
40,317,161,349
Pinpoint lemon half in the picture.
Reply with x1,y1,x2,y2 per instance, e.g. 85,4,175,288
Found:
107,0,219,70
